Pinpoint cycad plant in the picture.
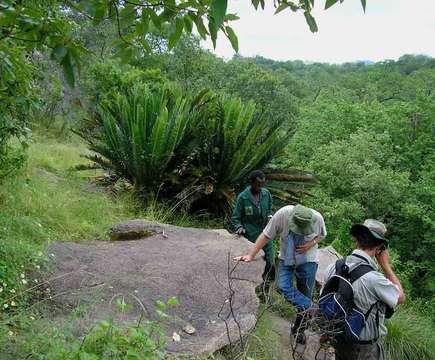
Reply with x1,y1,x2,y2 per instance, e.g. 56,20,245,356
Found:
80,85,205,191
174,93,317,216
79,85,316,216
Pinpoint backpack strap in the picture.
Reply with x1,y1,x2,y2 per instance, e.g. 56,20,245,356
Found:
348,253,375,283
348,264,374,283
364,302,377,320
335,257,349,277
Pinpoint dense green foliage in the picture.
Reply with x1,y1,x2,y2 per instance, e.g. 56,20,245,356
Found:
79,75,316,217
81,85,199,188
1,1,434,358
0,0,371,185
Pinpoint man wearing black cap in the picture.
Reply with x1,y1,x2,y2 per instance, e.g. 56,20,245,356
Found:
322,219,405,360
232,170,275,286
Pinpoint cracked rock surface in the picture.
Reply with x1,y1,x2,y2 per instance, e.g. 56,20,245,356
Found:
47,220,263,356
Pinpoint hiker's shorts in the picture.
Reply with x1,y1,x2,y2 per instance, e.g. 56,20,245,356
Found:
334,342,386,360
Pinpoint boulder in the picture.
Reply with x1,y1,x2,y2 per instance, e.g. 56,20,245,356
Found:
316,246,341,286
47,220,263,356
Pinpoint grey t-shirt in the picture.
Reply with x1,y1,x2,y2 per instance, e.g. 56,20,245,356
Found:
322,249,400,341
263,205,327,263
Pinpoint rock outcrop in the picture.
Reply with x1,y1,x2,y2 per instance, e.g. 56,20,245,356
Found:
316,246,341,286
47,220,263,356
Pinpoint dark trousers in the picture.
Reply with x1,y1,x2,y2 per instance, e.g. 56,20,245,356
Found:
334,342,386,360
261,240,276,285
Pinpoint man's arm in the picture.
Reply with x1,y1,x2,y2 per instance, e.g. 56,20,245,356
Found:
232,196,244,234
295,235,321,254
267,190,273,218
234,233,270,262
376,250,405,305
234,209,281,261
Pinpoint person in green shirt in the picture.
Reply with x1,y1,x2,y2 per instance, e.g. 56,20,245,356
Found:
232,170,275,286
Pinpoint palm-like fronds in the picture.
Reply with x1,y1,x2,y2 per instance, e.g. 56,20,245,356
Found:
175,93,317,215
80,85,202,190
79,85,317,216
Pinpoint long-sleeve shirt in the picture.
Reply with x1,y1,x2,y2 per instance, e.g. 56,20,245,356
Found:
232,186,273,243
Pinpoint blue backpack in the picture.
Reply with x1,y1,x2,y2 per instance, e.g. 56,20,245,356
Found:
319,254,377,344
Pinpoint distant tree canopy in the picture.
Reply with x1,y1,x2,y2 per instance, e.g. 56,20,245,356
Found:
0,0,368,85
0,0,368,185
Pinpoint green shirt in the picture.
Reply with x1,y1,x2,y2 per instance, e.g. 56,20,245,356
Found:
232,186,273,242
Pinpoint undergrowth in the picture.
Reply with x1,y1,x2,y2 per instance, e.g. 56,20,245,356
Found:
385,305,435,360
1,134,434,360
0,135,215,353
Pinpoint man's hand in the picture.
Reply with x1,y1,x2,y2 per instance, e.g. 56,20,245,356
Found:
376,249,405,304
296,239,316,254
233,254,254,262
236,227,246,236
376,249,390,269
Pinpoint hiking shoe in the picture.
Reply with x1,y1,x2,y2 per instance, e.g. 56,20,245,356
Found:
306,302,319,317
290,328,307,345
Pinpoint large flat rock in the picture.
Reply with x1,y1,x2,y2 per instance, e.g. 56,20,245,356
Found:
316,246,341,286
47,220,263,356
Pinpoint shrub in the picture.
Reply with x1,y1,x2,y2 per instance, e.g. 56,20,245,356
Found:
80,85,317,217
0,315,166,359
0,43,35,181
79,84,205,190
174,92,317,216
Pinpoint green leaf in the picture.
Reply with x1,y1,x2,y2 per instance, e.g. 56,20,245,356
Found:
146,9,162,30
208,18,218,48
224,13,240,21
325,0,339,9
156,299,167,311
274,3,289,15
167,296,180,306
225,26,238,52
193,15,209,39
60,51,75,87
52,45,67,63
251,0,260,10
183,14,193,34
304,11,318,32
168,17,184,49
135,13,150,35
303,0,312,10
92,3,106,25
210,0,227,30
361,0,367,12
140,38,151,53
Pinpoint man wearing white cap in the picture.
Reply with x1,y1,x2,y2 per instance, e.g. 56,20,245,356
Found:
322,219,405,360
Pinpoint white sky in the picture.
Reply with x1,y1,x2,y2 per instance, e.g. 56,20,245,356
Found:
203,0,435,63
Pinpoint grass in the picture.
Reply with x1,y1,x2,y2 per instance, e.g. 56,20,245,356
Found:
216,308,284,360
216,291,297,360
0,133,225,359
385,306,435,360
